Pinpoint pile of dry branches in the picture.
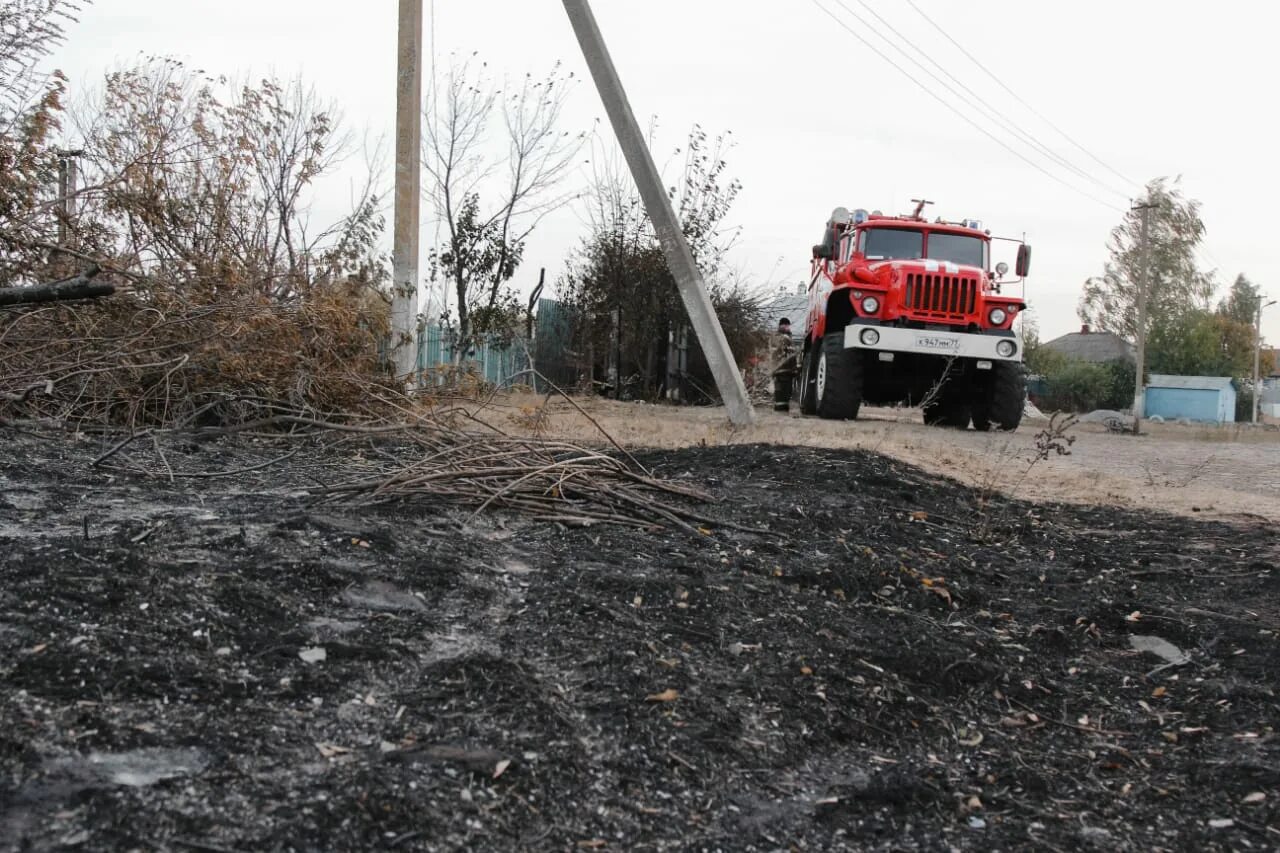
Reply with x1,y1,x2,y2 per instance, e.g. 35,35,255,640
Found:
326,429,721,532
85,393,747,533
0,254,730,530
0,278,392,427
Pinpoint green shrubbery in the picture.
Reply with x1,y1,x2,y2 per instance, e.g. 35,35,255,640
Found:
1028,348,1134,413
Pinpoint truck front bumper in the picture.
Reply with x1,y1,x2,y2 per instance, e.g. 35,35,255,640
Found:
843,324,1021,361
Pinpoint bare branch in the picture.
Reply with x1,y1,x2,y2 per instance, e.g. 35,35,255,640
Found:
421,54,584,359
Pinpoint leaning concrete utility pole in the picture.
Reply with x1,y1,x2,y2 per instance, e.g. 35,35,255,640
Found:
391,0,423,386
1253,297,1276,424
1131,200,1155,435
561,0,754,426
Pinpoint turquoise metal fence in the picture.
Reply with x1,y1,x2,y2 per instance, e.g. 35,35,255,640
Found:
415,324,532,387
532,297,580,391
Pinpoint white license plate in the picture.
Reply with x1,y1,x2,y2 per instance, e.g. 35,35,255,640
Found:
915,335,961,352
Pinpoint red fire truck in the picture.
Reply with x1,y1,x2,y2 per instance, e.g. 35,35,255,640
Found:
798,201,1031,430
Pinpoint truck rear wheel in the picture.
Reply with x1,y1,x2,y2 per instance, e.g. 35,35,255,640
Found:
816,331,862,420
971,361,1026,432
798,345,819,415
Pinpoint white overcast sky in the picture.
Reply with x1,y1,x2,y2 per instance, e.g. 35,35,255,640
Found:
48,1,1280,343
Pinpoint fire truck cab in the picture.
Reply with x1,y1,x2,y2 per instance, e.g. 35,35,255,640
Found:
799,202,1031,430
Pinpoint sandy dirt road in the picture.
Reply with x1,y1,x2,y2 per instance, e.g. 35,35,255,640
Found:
505,396,1280,522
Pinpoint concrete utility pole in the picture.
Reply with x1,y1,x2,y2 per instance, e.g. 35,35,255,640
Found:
1131,200,1155,435
391,0,423,386
1253,297,1276,424
56,149,83,250
561,0,754,426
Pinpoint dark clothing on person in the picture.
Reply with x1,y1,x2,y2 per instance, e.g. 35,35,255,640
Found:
769,330,799,411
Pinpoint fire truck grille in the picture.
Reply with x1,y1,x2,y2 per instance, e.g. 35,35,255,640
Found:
903,273,979,319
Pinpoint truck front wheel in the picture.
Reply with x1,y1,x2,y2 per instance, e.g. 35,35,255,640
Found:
971,361,1026,432
816,331,863,420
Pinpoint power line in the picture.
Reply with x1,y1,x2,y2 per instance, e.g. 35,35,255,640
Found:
807,0,1125,214
902,0,1140,193
815,1,1225,280
835,0,1131,201
846,3,1223,283
814,2,1235,279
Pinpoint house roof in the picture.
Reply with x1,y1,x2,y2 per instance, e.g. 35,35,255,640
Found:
1147,374,1235,391
759,287,807,329
1041,330,1135,363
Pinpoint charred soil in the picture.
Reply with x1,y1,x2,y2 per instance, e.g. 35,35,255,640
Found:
1,430,1277,851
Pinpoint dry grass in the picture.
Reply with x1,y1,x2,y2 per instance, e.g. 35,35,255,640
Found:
0,281,392,428
480,395,1280,523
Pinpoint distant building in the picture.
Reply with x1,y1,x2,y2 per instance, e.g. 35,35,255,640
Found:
1144,374,1236,423
759,283,807,341
1041,324,1135,363
1261,353,1280,417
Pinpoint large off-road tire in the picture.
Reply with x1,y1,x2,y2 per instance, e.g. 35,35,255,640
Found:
798,345,819,415
816,331,863,420
971,361,1026,432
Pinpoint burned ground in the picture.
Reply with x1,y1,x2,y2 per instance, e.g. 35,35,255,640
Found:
1,429,1277,852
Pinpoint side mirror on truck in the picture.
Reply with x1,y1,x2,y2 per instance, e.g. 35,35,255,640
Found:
813,244,833,260
1016,243,1032,277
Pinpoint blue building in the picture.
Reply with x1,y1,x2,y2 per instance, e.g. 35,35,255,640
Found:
1144,375,1236,423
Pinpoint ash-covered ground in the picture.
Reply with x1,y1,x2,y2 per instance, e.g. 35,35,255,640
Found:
1,429,1277,851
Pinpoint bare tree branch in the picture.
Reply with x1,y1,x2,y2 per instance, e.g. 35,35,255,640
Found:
421,54,584,360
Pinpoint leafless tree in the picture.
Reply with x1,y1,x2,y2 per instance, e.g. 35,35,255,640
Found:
66,60,382,299
422,54,583,358
0,0,90,281
0,0,84,129
560,124,760,399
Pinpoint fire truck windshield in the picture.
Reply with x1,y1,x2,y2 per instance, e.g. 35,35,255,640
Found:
926,232,986,268
860,228,922,261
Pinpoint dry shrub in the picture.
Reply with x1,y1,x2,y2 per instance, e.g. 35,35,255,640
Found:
743,345,778,406
0,278,392,427
417,362,494,401
510,399,551,436
0,58,399,428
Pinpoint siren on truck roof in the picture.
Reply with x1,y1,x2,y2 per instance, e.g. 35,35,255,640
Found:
828,207,873,227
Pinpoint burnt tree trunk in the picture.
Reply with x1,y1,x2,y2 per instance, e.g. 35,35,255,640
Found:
0,265,111,307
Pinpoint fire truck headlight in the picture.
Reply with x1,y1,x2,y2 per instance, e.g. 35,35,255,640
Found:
996,340,1017,358
860,328,880,346
861,296,880,314
989,307,1008,325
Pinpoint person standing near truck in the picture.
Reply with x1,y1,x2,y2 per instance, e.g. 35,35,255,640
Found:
769,317,799,412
